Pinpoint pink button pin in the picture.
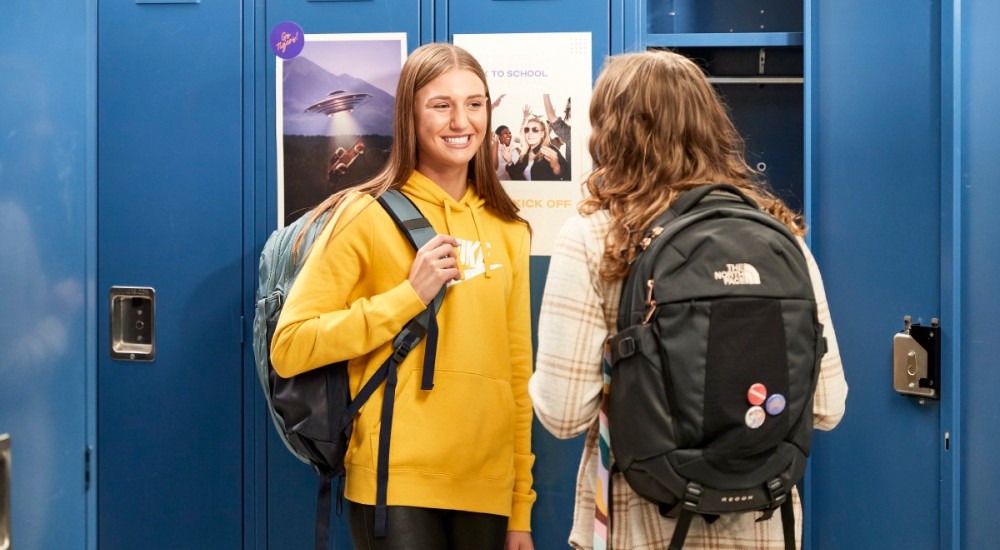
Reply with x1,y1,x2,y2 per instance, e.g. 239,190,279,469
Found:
747,383,768,406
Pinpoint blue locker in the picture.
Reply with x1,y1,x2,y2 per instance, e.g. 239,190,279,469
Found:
808,1,943,548
97,0,245,547
0,0,93,548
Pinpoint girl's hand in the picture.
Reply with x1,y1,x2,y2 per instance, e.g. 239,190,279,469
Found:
538,146,561,173
407,234,460,304
505,531,534,550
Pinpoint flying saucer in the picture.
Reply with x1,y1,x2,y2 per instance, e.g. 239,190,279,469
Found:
305,89,373,116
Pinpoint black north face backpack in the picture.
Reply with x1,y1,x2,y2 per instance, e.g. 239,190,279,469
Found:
607,184,826,550
253,190,444,549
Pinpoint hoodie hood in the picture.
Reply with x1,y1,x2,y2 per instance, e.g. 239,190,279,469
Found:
402,170,494,278
401,170,486,212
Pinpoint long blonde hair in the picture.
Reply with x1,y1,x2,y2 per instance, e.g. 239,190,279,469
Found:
581,50,805,281
294,43,525,256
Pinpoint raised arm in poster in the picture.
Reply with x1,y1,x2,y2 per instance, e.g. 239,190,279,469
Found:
453,32,592,256
275,32,407,227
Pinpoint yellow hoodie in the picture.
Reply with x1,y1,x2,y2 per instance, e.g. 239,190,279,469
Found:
271,170,536,530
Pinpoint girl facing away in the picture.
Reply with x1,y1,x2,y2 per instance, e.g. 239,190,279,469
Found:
271,43,536,550
529,50,848,549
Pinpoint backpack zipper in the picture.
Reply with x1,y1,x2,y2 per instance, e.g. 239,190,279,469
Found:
642,279,657,323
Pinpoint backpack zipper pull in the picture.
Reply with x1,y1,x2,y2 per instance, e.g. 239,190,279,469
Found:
640,226,664,251
642,279,657,323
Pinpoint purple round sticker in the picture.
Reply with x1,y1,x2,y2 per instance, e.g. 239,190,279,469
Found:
270,21,304,60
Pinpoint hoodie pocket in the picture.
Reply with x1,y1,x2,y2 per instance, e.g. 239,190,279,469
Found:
368,370,515,481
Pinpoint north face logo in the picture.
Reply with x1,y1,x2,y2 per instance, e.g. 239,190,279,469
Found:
714,263,761,285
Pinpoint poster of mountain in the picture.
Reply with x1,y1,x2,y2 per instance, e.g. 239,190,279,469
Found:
275,33,406,227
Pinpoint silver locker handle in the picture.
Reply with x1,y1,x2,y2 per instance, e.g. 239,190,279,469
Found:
1,433,10,550
110,286,156,361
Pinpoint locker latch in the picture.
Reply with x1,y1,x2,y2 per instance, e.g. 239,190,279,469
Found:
893,316,940,400
110,286,156,361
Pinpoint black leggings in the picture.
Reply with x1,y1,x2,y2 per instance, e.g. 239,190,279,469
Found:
347,501,508,550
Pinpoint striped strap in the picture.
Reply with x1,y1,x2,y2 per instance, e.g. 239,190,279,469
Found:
594,341,613,550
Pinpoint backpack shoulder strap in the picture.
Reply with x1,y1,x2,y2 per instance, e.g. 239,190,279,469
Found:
352,189,446,538
378,189,437,251
376,189,445,389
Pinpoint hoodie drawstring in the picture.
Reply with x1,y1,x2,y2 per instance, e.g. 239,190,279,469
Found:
469,206,491,279
443,202,467,280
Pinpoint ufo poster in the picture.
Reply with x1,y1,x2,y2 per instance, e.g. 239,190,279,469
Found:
454,32,592,256
276,32,406,227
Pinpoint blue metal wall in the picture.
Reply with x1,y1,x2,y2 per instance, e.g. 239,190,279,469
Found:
0,0,94,548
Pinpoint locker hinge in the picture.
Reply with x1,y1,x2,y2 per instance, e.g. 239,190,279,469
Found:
84,445,92,491
240,315,245,345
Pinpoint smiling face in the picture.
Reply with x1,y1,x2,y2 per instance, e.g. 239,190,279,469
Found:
523,119,545,147
497,127,512,146
413,68,489,182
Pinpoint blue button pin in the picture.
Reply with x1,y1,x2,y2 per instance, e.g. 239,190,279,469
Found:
765,394,786,415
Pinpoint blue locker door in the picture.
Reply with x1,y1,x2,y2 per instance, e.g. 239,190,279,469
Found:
256,2,424,548
0,0,92,547
808,1,942,548
441,3,612,548
97,1,245,548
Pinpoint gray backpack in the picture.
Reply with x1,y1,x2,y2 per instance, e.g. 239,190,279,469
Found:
607,184,826,550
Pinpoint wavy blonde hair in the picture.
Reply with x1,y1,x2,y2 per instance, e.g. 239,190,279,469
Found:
294,43,525,256
581,50,805,281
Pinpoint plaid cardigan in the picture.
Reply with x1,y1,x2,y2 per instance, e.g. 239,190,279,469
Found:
529,212,848,550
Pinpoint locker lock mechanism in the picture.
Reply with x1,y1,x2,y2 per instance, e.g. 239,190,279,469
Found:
893,315,940,401
110,286,156,361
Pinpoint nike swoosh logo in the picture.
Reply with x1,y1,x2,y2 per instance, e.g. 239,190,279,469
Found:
447,264,504,287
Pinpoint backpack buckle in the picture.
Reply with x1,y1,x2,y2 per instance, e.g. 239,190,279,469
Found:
682,482,703,512
617,337,636,359
391,337,415,364
766,477,787,507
